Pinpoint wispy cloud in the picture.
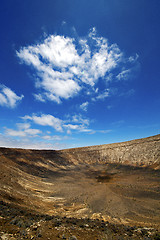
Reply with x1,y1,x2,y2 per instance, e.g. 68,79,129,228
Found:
1,111,112,149
116,69,131,81
71,114,90,125
33,93,46,102
128,54,139,63
0,85,24,108
42,135,68,141
92,89,109,101
0,133,66,150
119,89,135,97
2,120,70,149
98,130,112,134
16,27,138,104
107,105,112,110
111,120,125,127
80,101,89,111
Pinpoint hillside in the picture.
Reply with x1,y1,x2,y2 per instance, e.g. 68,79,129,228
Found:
0,135,160,239
62,134,160,167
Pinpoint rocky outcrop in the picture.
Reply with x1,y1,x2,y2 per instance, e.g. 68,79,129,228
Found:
62,134,160,167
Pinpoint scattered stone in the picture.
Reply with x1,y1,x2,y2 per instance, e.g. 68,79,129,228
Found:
37,233,42,237
69,236,77,240
62,234,66,239
1,234,9,240
32,225,38,231
54,221,61,227
141,228,148,235
79,224,84,228
10,217,19,225
153,232,160,240
20,230,27,236
45,215,53,221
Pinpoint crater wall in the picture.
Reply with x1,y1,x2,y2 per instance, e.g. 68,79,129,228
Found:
0,134,160,168
61,134,160,167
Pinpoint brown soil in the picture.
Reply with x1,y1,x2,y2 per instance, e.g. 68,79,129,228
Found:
0,135,160,239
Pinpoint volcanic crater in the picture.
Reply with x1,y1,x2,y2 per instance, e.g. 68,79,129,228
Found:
0,135,160,239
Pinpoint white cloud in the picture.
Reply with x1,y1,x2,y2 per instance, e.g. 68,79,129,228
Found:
42,135,53,140
1,109,112,149
1,118,70,149
107,105,112,110
23,114,63,132
24,128,42,135
119,89,135,97
80,101,89,111
128,54,139,63
63,124,79,135
79,128,94,133
98,130,112,134
106,73,113,82
17,123,31,129
22,113,92,134
5,123,42,138
92,89,109,101
64,124,80,130
33,93,46,102
42,135,68,141
5,129,26,137
116,69,131,81
63,114,92,133
0,85,24,108
64,123,93,134
71,114,90,126
16,28,137,104
0,133,66,150
43,79,80,103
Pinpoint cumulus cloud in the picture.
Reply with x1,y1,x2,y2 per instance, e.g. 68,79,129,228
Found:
16,27,137,104
0,85,24,108
5,123,41,138
1,111,112,148
1,120,69,149
22,113,91,134
23,114,63,132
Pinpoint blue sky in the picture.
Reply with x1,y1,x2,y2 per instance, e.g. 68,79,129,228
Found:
0,0,160,149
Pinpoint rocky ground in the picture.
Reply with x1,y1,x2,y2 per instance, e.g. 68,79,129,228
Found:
0,200,160,240
0,135,160,239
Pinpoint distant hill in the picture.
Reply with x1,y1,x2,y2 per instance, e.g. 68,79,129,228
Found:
1,134,159,169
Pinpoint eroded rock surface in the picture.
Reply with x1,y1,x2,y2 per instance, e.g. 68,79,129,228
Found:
0,134,160,239
62,134,160,167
